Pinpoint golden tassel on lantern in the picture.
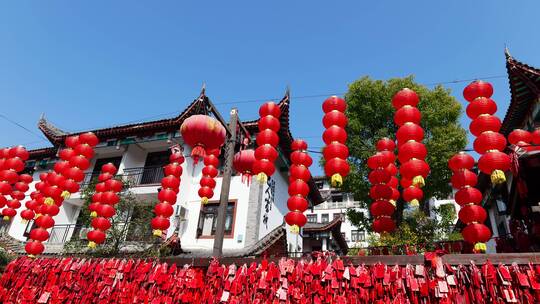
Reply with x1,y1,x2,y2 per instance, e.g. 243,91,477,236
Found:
153,229,163,237
412,176,425,188
2,216,9,221
257,172,268,183
201,197,209,204
389,200,396,207
490,170,506,185
290,225,300,234
330,173,343,187
90,211,97,218
21,219,28,224
474,242,487,253
61,191,71,199
409,199,419,207
44,197,55,206
87,241,97,249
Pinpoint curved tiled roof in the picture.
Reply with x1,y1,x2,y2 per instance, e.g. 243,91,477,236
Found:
501,49,540,135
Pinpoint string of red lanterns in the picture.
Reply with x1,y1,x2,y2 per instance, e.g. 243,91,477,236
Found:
0,147,30,221
87,163,123,248
151,151,184,237
322,96,350,187
393,88,430,208
233,149,256,185
508,129,540,152
253,102,281,183
368,143,396,233
464,81,510,185
180,115,226,164
285,139,312,234
448,152,491,253
25,133,99,257
19,173,50,223
198,149,220,204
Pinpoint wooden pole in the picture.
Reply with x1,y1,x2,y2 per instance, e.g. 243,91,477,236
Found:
213,108,238,257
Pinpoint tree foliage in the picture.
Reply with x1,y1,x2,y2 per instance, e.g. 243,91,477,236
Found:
64,179,157,256
343,76,467,231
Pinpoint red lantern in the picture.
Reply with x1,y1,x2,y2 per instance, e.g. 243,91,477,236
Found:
473,131,506,154
324,158,350,187
455,187,483,206
180,115,226,163
448,152,475,172
155,202,174,217
287,196,308,212
25,241,44,256
469,115,502,137
74,144,95,159
367,153,391,170
394,105,421,126
368,169,391,185
91,217,112,231
323,143,349,161
78,132,99,147
463,80,493,102
402,186,423,204
233,149,255,185
322,126,347,145
400,159,429,181
478,151,510,184
87,230,106,248
323,111,348,128
370,200,395,217
164,163,183,177
397,141,427,163
20,209,35,221
384,163,398,176
290,164,311,182
101,163,118,175
376,138,395,151
450,169,478,189
396,123,424,144
284,211,307,229
258,116,280,132
290,151,313,167
392,88,419,110
322,96,346,113
508,129,531,145
372,216,396,233
459,205,487,225
369,184,392,200
462,223,491,243
466,97,497,119
288,180,310,197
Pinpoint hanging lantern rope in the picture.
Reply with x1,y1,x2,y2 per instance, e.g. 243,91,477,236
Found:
198,149,220,204
285,139,312,234
151,151,184,238
448,152,491,253
253,102,281,183
87,163,122,249
393,88,430,208
0,146,29,221
322,96,350,187
464,81,510,185
25,133,98,257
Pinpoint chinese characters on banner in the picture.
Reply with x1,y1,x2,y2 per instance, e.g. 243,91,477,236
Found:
262,178,275,229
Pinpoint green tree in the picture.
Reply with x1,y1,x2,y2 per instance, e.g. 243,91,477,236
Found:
64,179,157,256
343,76,466,230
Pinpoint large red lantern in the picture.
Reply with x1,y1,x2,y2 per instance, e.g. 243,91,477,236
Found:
508,129,531,146
152,150,184,237
396,123,424,144
463,80,493,102
322,96,349,187
473,131,506,154
469,115,502,137
233,149,255,185
392,88,419,110
253,102,281,183
180,115,226,164
478,151,510,184
373,216,396,233
466,97,497,119
397,141,427,163
394,106,421,126
286,139,312,233
370,200,395,217
455,187,483,206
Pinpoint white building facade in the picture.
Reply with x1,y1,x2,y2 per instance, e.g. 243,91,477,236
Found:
4,93,324,256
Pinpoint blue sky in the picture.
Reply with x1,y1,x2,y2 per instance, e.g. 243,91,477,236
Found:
1,1,539,174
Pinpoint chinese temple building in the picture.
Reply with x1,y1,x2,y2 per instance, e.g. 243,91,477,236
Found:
1,91,326,257
475,50,540,253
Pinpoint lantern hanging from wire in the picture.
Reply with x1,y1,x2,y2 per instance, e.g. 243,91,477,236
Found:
448,152,491,253
464,81,510,185
198,149,220,204
151,150,184,238
25,133,98,257
87,164,123,248
233,149,256,185
368,140,396,233
285,139,312,234
180,114,226,164
253,102,281,183
322,96,349,187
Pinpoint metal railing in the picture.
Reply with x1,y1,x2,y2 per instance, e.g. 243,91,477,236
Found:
122,166,164,186
81,166,164,187
47,224,84,243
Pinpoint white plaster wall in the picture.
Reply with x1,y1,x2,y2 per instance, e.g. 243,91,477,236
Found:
118,144,147,173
